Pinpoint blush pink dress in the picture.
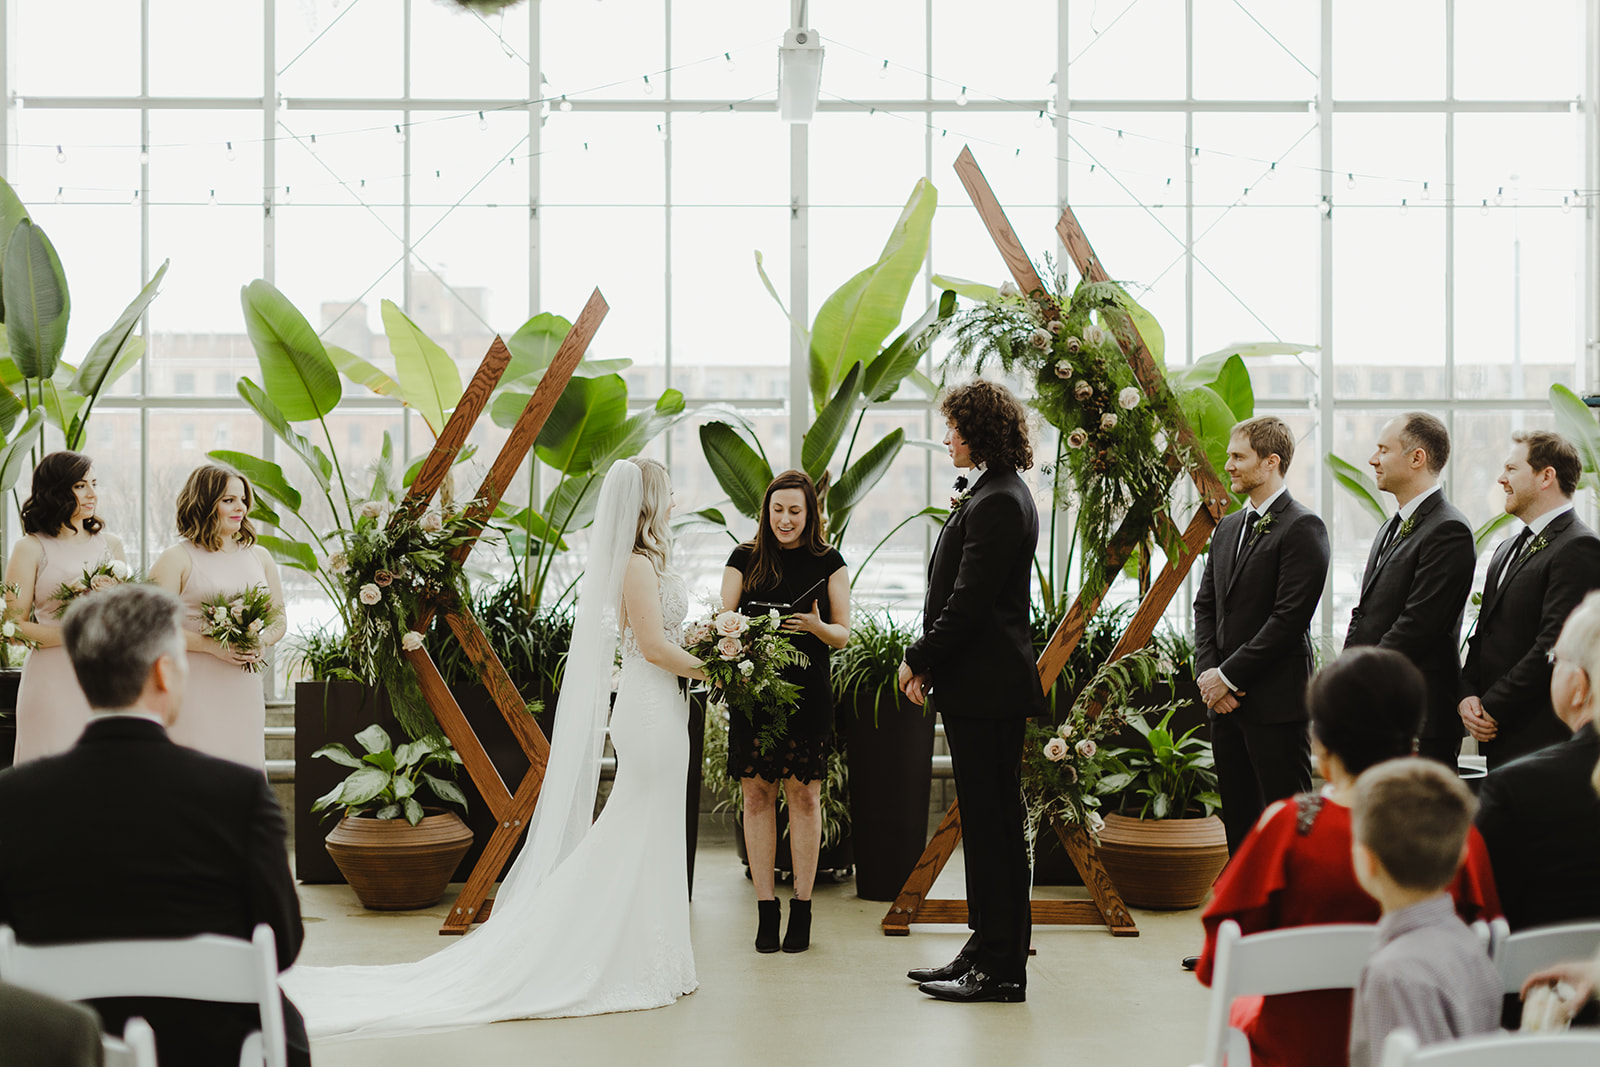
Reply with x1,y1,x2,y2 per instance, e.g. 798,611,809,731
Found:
12,532,110,763
167,540,269,770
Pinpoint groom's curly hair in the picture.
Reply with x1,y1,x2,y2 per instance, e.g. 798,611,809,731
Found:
941,380,1033,471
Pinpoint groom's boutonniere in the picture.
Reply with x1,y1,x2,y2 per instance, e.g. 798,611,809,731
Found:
1247,510,1277,547
1394,515,1417,544
1524,533,1550,559
949,476,974,517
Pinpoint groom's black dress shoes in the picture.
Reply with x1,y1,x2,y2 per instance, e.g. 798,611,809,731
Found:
918,969,1025,1003
907,957,973,984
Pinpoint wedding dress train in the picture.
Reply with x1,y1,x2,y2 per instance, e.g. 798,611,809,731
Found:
282,466,696,1040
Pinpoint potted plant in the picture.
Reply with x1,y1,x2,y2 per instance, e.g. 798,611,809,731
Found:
1096,707,1228,910
702,706,853,882
832,609,934,901
312,724,473,910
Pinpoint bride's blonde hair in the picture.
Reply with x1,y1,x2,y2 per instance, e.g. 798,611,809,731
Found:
630,457,672,573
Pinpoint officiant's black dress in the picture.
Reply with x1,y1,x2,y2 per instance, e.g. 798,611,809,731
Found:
725,542,846,783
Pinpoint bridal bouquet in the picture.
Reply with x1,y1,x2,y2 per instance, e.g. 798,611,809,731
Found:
49,557,136,614
684,606,808,756
198,585,279,672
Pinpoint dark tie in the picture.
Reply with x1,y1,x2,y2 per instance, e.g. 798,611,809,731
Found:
1374,514,1400,560
1238,509,1260,554
1496,527,1534,588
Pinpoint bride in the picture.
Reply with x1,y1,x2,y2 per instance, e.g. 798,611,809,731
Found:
283,458,706,1038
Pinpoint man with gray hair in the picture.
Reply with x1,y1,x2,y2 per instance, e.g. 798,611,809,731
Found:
0,585,310,1066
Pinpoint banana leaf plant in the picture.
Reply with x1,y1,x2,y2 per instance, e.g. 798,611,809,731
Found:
0,174,169,498
1324,450,1514,552
698,178,955,548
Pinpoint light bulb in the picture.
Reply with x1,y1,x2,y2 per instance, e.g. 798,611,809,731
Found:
1190,147,1201,167
1266,161,1277,181
139,147,149,165
1034,110,1044,128
879,59,889,79
560,95,572,112
724,52,735,71
1562,196,1572,214
1345,172,1355,190
131,189,140,204
283,185,292,204
434,169,441,179
225,141,235,161
394,124,405,142
1240,187,1250,204
1421,181,1430,201
54,187,63,204
478,111,488,131
955,86,969,106
1399,198,1408,216
1480,199,1489,215
1117,129,1124,140
642,75,653,95
1494,186,1504,206
208,189,217,206
657,124,668,141
55,145,65,164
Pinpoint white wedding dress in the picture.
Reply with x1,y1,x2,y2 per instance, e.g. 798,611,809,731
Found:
283,464,697,1040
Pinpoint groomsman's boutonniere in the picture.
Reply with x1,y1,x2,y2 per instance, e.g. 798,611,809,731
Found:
1248,510,1277,546
1524,533,1550,559
1394,516,1418,544
949,476,974,517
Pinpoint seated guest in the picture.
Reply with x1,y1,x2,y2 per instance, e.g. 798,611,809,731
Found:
0,585,310,1067
1348,759,1501,1065
1475,589,1600,931
1195,648,1500,1067
0,981,103,1067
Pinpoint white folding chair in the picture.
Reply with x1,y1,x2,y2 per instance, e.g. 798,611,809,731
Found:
1492,920,1600,996
1193,919,1378,1067
102,1017,159,1067
1378,1027,1600,1066
0,923,286,1067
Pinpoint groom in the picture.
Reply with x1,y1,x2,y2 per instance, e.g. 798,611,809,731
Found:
898,379,1043,1004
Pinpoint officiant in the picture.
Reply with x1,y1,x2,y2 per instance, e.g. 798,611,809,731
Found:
721,470,850,955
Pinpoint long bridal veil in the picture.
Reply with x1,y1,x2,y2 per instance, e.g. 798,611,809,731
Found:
282,460,647,1039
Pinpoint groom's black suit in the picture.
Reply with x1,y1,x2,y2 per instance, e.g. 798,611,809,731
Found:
1461,508,1600,769
1193,490,1330,853
0,717,311,1067
905,466,1043,985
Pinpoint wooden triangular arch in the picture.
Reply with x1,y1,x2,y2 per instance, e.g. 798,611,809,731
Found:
881,150,1232,938
396,290,609,935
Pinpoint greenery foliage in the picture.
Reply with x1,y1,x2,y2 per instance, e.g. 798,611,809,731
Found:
1109,707,1222,820
701,700,850,852
311,723,469,827
830,608,922,727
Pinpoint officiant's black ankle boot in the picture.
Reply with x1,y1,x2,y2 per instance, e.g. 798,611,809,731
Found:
782,898,811,953
755,899,781,953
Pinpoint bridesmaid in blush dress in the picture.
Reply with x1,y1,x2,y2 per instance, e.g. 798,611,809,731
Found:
150,464,286,770
5,452,127,763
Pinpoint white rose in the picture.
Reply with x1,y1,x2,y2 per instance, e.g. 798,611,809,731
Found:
326,552,349,574
400,630,424,652
2,621,15,638
1153,431,1169,452
1085,323,1107,346
1047,320,1063,336
1028,328,1052,350
359,583,382,606
1100,412,1118,431
1075,738,1098,759
108,559,132,580
1057,720,1075,740
1087,810,1106,834
359,500,386,519
1053,362,1074,380
1043,737,1068,762
714,610,749,637
738,659,755,676
998,280,1020,299
1067,429,1089,449
419,510,445,534
1118,386,1141,410
247,619,263,635
1074,380,1094,401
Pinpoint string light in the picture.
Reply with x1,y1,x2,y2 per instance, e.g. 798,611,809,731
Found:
208,189,217,206
657,123,668,141
283,185,292,204
130,189,139,204
1266,161,1277,180
1480,198,1490,215
225,141,235,161
1494,186,1504,206
139,146,149,165
394,124,405,142
1421,181,1430,201
1034,110,1044,128
1240,186,1250,204
724,51,735,71
54,187,62,204
1190,147,1201,166
642,75,653,95
1345,172,1355,189
478,111,488,130
560,95,572,112
955,86,969,106
1562,196,1571,213
879,59,889,79
55,145,65,164
1399,198,1408,215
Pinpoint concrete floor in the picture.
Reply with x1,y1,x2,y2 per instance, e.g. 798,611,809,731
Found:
294,816,1211,1067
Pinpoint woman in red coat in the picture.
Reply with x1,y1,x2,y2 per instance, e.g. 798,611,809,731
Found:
1195,647,1500,1067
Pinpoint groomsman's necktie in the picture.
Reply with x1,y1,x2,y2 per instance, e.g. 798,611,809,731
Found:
1495,526,1534,588
1374,514,1401,560
1238,508,1260,554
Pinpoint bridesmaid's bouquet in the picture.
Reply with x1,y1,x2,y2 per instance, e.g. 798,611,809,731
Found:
198,585,280,673
684,605,808,756
49,557,136,614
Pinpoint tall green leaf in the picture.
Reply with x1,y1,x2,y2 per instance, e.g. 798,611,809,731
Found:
827,429,904,533
541,472,602,536
801,362,862,484
0,176,28,325
1326,453,1389,526
380,298,463,436
207,450,304,512
1550,384,1600,490
1177,384,1239,490
239,279,341,421
328,344,401,398
1474,510,1516,555
929,274,999,304
235,377,333,492
0,408,46,493
589,388,688,470
529,373,628,474
863,290,956,403
1109,287,1166,366
3,218,71,380
0,379,22,437
70,260,168,398
807,178,938,410
504,312,571,382
256,534,319,573
753,250,811,352
700,422,774,519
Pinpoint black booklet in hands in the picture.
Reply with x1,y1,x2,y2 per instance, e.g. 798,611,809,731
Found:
746,576,828,617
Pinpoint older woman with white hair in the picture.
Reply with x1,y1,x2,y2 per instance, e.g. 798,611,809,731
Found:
1475,588,1600,932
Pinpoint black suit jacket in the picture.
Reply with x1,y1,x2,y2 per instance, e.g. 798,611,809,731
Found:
1193,490,1330,725
0,717,306,1067
1345,490,1476,741
1474,722,1600,930
905,467,1045,720
1462,509,1600,765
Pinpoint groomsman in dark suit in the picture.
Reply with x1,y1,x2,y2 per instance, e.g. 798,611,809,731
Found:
899,380,1044,1004
1193,416,1331,855
0,586,311,1067
1345,413,1476,767
1459,430,1600,769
